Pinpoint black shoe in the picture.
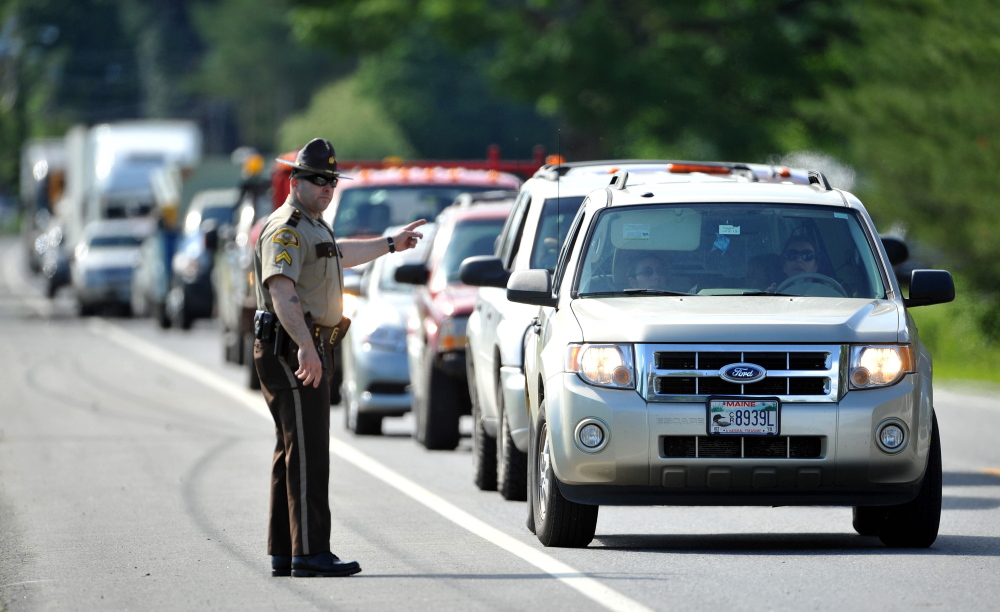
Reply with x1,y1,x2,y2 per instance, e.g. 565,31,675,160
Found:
291,552,362,577
271,555,292,577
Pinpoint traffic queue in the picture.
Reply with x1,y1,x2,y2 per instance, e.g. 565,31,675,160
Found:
23,135,955,549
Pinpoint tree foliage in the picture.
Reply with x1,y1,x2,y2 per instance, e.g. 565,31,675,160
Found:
278,76,417,158
190,0,352,153
288,0,852,160
806,0,1000,304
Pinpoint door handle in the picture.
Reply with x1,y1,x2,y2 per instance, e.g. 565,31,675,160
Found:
531,317,541,335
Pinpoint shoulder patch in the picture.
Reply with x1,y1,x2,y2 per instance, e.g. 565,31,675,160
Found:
287,208,302,227
275,250,293,265
272,228,300,248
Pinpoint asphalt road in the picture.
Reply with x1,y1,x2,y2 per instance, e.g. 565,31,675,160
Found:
1,235,998,612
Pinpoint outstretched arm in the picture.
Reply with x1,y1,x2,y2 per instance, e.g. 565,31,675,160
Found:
338,219,427,268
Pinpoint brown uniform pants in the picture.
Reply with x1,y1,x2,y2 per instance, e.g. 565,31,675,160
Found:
255,335,334,557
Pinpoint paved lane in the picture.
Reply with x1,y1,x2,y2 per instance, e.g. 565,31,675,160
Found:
1,236,998,611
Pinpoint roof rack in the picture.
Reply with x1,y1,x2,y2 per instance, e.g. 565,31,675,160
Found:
609,169,630,190
807,170,833,190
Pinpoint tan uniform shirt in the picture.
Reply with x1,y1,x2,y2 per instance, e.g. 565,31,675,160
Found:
255,197,344,327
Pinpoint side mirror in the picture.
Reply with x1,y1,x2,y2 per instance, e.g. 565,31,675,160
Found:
459,256,510,288
904,269,955,308
880,235,909,267
395,262,430,285
506,269,558,307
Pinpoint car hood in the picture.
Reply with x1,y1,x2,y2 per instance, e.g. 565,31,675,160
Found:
77,248,140,270
570,296,904,344
361,291,413,328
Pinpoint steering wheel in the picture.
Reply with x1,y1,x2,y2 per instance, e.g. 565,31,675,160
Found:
775,273,847,297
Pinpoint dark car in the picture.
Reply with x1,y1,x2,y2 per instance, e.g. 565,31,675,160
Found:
164,188,239,329
395,200,514,450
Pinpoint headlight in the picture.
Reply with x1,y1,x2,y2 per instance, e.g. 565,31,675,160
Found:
436,316,468,352
849,345,915,389
567,344,635,389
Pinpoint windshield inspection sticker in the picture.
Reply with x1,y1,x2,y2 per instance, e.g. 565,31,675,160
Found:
719,224,741,235
712,233,730,254
623,223,650,240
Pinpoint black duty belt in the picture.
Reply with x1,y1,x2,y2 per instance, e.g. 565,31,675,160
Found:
255,310,351,348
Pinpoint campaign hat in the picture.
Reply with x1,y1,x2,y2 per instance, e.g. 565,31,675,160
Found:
276,138,347,178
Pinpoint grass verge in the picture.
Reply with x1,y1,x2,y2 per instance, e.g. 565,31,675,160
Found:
909,275,1000,384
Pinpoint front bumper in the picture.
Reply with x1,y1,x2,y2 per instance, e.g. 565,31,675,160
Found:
350,344,412,416
545,372,931,507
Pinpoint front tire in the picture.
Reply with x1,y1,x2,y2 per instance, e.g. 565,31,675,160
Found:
878,413,942,548
531,404,598,548
415,363,461,450
852,506,886,536
472,380,497,490
497,382,527,501
345,384,383,436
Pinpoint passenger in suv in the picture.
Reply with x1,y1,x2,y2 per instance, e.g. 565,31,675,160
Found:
461,160,816,500
507,169,955,548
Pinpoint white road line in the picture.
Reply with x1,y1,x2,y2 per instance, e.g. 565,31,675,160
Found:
90,319,654,612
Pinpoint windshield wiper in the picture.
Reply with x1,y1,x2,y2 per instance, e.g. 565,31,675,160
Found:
621,288,693,296
741,290,797,297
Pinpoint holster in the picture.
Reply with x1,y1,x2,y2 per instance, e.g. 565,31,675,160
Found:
330,317,351,348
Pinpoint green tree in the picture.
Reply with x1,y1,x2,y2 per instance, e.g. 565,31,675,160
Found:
278,76,416,159
806,0,1000,315
190,0,352,153
288,0,852,160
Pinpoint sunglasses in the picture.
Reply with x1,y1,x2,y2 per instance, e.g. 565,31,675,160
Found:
633,266,663,278
782,249,815,262
297,173,337,187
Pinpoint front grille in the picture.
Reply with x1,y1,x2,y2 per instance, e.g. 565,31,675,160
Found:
661,436,824,459
641,345,840,403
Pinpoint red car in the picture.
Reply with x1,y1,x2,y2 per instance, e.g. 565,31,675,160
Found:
395,198,515,449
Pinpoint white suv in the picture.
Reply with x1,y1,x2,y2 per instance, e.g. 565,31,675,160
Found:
461,160,815,500
507,169,955,548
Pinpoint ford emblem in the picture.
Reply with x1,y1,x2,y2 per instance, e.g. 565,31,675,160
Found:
719,363,766,384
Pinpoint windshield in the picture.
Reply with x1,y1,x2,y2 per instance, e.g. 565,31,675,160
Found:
576,203,887,299
334,186,501,237
441,218,506,283
89,235,145,248
531,196,586,271
101,159,163,193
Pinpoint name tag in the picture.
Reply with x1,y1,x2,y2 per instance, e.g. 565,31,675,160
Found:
316,242,337,258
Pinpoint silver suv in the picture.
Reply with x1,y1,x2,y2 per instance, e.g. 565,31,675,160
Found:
461,160,816,500
507,170,955,548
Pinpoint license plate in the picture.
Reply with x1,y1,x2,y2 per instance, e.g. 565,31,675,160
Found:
707,397,780,435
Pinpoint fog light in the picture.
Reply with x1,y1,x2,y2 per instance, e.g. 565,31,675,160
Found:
876,419,907,453
574,418,609,453
579,424,604,448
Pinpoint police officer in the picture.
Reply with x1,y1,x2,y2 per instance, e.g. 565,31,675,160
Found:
253,138,425,577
